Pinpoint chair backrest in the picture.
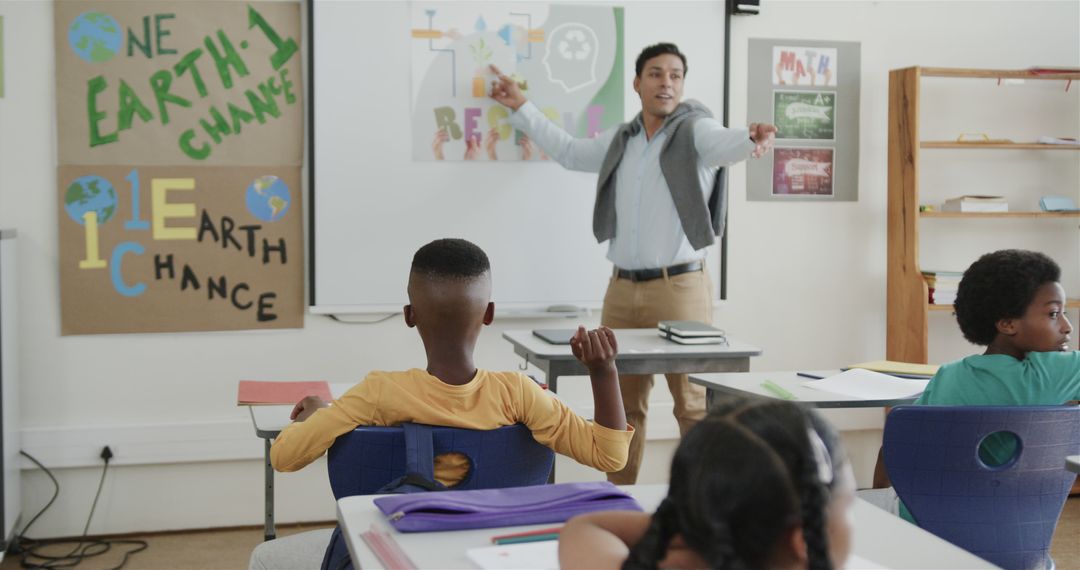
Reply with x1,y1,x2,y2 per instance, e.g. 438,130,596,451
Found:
326,423,555,498
883,405,1080,570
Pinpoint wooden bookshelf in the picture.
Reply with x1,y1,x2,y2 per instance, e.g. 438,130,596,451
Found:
887,66,1080,363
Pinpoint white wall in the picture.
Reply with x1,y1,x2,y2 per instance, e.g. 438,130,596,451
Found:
0,0,1076,538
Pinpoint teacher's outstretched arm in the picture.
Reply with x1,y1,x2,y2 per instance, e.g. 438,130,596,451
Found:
489,65,613,173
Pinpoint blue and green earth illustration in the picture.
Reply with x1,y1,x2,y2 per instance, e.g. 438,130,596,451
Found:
246,176,291,222
64,175,117,225
68,12,121,63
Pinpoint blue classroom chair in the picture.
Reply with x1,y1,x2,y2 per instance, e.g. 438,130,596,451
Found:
884,405,1080,570
322,423,555,570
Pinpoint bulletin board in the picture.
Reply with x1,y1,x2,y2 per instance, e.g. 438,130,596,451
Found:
746,39,861,202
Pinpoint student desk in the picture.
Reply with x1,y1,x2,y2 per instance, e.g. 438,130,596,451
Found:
335,484,994,569
248,382,351,541
1068,455,1080,474
503,329,762,392
690,371,923,409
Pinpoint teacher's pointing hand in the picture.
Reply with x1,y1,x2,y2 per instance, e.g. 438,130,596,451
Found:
489,65,527,111
749,123,778,158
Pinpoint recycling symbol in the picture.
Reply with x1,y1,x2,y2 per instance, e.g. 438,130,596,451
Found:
557,29,592,61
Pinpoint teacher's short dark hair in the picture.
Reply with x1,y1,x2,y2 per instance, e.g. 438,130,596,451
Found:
411,238,490,280
635,43,687,77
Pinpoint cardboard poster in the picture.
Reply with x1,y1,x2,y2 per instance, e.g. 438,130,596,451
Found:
55,1,303,334
774,91,835,141
772,45,837,87
58,165,303,334
772,148,834,196
55,1,302,165
411,3,624,161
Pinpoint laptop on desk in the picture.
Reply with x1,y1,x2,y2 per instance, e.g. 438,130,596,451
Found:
532,329,576,345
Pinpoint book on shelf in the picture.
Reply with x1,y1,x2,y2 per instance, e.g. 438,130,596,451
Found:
941,195,1008,213
922,270,962,305
1027,67,1080,75
1036,136,1079,146
921,270,962,287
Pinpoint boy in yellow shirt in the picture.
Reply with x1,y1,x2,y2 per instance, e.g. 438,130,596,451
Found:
251,238,631,569
271,237,631,480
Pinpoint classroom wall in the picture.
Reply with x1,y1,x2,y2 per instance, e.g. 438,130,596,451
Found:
0,0,1076,538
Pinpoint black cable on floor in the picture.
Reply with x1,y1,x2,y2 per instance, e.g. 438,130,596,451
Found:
15,450,148,570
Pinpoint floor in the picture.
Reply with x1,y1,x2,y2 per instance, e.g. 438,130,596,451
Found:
0,498,1077,570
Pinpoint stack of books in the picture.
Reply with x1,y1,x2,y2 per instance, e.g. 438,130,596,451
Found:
657,320,727,345
922,270,963,305
941,195,1008,213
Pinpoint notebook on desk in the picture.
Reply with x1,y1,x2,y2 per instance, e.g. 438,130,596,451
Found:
532,329,576,345
237,380,333,405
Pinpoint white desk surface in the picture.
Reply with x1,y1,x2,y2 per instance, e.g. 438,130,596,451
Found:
503,329,762,360
336,484,994,570
1068,455,1080,474
690,371,923,409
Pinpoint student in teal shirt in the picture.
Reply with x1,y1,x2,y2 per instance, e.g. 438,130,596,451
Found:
866,249,1080,522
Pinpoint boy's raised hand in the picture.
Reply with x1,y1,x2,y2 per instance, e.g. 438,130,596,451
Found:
570,325,618,374
571,326,626,432
290,395,329,422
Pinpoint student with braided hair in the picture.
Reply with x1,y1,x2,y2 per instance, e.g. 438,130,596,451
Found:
558,398,855,570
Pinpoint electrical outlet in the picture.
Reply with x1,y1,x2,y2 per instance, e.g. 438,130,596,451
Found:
100,445,113,462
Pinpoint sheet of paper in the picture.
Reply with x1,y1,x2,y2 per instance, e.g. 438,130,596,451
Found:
803,369,929,400
237,380,333,405
465,541,559,570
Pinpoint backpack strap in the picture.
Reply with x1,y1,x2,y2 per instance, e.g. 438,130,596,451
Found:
403,422,436,481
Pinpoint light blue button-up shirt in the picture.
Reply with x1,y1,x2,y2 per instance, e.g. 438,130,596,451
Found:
510,101,754,270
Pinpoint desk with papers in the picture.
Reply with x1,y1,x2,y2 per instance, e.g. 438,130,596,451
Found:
336,484,994,569
690,370,928,409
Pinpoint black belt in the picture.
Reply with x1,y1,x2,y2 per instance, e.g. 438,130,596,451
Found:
615,261,703,282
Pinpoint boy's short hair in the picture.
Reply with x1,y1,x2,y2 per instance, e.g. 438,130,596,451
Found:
411,238,490,280
954,249,1061,345
635,43,687,77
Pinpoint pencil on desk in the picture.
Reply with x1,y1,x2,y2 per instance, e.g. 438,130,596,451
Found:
494,533,561,545
491,526,563,543
761,380,798,401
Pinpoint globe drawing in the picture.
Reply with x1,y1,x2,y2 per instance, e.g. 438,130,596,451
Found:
64,175,118,225
246,176,291,222
68,12,122,63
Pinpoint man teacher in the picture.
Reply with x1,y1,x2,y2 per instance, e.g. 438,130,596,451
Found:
490,43,778,483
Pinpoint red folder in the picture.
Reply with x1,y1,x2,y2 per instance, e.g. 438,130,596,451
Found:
237,380,333,405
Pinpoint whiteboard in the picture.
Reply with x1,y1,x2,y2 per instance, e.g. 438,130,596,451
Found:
310,1,727,313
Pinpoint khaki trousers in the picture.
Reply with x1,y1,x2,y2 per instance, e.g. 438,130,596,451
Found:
601,267,713,484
